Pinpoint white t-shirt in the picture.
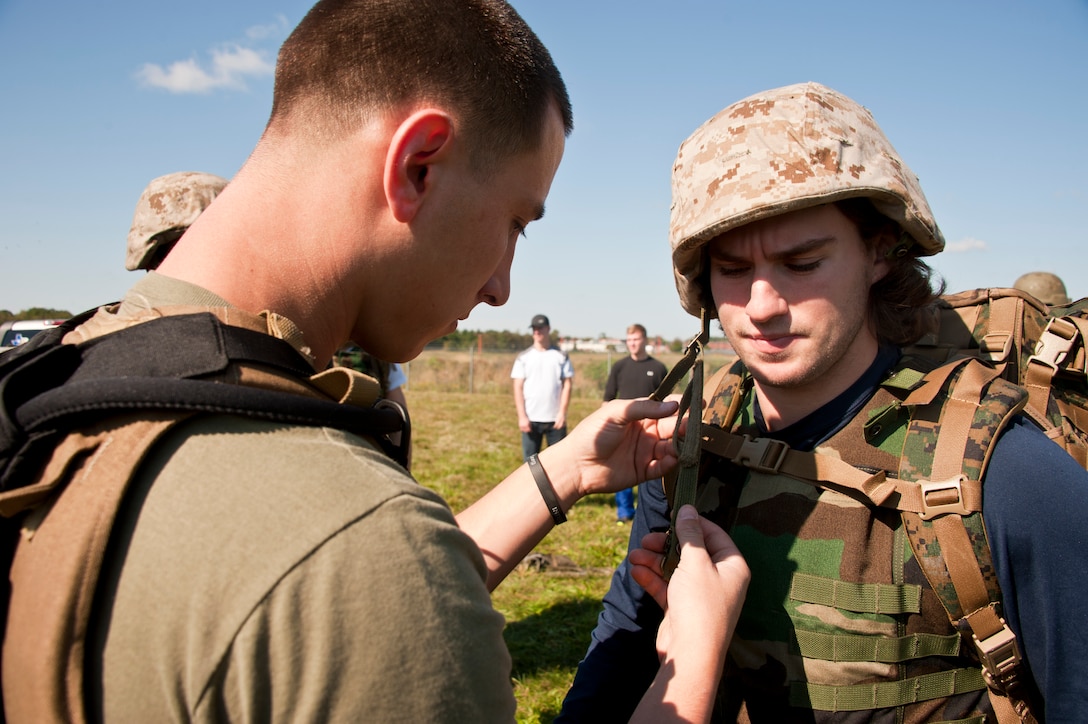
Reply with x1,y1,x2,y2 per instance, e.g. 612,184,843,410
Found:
511,346,573,422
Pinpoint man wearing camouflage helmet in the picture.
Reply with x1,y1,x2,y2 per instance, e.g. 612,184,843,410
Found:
125,171,228,271
560,82,1088,722
1013,271,1072,307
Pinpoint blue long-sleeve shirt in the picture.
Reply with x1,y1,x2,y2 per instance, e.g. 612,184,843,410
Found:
558,348,1088,722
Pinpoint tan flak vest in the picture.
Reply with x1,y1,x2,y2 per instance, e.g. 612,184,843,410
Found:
0,305,390,724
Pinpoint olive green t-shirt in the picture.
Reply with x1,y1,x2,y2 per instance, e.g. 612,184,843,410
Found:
87,276,514,722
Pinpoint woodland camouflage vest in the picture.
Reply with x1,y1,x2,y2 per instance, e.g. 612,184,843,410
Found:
693,355,1031,723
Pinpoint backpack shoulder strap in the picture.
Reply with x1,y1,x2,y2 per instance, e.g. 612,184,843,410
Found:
0,313,409,498
896,358,1040,722
2,414,183,724
0,310,410,722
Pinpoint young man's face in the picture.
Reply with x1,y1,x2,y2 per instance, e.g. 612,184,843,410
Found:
707,203,889,404
532,324,550,347
626,331,646,359
388,105,566,361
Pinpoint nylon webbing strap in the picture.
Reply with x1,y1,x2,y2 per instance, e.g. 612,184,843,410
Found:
789,573,921,614
903,359,1036,719
789,667,987,711
1024,315,1082,418
662,357,703,579
792,628,962,663
930,361,996,482
655,312,710,580
649,311,710,403
978,293,1019,365
697,426,985,517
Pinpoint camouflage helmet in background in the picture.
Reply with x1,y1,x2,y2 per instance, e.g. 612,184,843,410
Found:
126,171,229,271
1013,271,1071,306
669,81,945,318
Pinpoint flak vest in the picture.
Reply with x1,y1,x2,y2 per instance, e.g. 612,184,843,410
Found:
693,355,1033,723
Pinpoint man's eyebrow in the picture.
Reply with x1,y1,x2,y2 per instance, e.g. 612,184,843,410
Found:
710,235,834,262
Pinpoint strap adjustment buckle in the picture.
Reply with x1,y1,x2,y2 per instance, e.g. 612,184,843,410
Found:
736,435,789,474
979,332,1013,363
973,619,1023,693
1029,317,1078,372
919,475,971,520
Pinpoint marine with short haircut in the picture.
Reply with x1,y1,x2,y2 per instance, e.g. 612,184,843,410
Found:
3,2,749,722
561,82,1088,722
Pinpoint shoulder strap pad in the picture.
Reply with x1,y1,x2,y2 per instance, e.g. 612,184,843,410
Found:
0,313,409,495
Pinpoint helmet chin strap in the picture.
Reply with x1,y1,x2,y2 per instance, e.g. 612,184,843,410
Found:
649,308,710,579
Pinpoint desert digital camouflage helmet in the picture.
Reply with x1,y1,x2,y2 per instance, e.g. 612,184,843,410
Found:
1013,271,1071,306
126,171,229,271
669,81,945,318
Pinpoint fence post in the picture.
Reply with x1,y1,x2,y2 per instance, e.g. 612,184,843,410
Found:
469,346,475,394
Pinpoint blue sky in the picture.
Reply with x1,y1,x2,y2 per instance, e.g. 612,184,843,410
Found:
1,1,1085,343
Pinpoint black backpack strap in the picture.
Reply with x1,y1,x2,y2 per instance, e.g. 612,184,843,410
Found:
0,313,410,494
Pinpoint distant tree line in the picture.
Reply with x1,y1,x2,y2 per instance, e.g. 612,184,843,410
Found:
427,329,537,351
428,328,696,353
0,310,701,354
0,308,72,324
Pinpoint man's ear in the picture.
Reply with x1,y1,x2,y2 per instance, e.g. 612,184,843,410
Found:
384,110,454,223
870,228,905,284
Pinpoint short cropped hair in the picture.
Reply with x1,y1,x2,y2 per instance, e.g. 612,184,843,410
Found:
835,198,944,347
626,324,648,338
268,0,572,173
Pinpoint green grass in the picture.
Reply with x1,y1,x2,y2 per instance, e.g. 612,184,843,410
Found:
409,391,633,723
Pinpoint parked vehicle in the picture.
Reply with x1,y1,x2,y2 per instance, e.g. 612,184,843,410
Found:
0,319,65,352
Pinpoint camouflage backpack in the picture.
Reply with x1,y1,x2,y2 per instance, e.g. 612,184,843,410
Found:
656,288,1087,722
905,287,1088,467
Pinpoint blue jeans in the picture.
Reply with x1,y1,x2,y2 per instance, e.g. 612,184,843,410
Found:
522,420,566,461
615,488,636,520
616,480,658,521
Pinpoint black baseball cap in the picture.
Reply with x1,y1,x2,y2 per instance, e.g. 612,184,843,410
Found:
530,314,550,328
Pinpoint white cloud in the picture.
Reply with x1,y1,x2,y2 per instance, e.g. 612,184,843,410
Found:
246,15,290,41
945,237,988,253
137,44,275,94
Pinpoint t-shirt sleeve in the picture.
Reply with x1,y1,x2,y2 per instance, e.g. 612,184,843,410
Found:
511,352,525,380
984,417,1088,719
603,361,620,401
561,353,574,379
386,362,407,390
202,493,515,723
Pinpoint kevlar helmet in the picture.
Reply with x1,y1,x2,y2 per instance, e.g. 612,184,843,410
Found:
126,172,229,271
669,82,945,318
1013,271,1071,306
